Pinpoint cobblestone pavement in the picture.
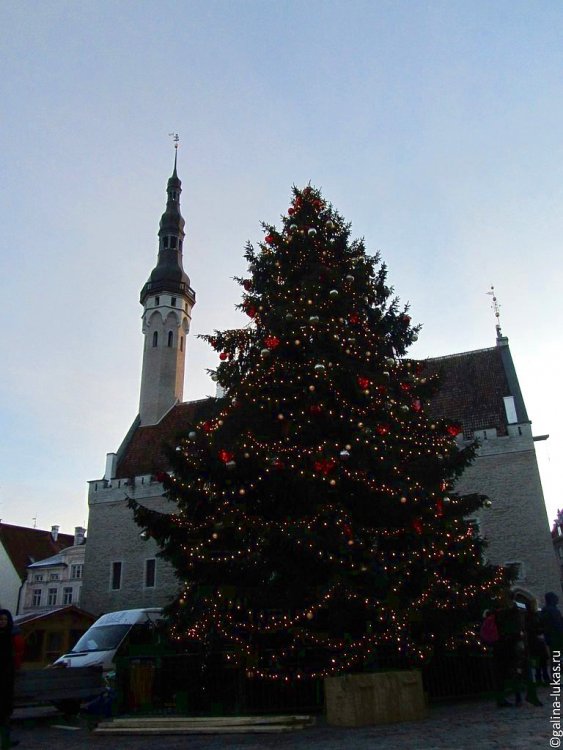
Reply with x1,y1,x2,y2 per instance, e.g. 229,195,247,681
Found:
11,689,556,750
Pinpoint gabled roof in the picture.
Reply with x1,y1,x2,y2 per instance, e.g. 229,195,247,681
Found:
424,345,513,438
14,605,96,626
0,524,74,580
114,341,524,477
115,399,215,478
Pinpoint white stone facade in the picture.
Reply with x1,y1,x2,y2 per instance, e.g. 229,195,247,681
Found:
20,541,87,615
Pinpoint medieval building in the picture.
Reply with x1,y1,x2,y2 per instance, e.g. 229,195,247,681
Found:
80,161,560,615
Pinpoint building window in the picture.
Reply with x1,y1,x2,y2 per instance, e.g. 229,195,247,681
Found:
63,587,73,605
155,296,160,306
180,336,184,352
167,331,173,347
32,589,42,607
163,237,169,248
152,331,158,348
33,574,43,582
505,561,525,582
171,297,177,307
48,588,57,606
49,573,60,581
111,561,122,590
170,237,177,249
145,559,156,588
70,564,83,580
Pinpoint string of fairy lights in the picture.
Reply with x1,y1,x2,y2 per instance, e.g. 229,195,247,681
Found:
132,185,505,680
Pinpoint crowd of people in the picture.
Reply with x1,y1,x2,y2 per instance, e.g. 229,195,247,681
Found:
485,590,563,708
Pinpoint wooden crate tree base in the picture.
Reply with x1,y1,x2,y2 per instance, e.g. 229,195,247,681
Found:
325,671,427,726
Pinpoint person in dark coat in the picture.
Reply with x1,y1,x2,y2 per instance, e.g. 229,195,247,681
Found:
526,599,550,684
493,592,542,707
541,592,563,653
0,609,19,749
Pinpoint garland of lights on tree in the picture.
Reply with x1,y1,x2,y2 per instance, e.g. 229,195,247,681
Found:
130,185,506,681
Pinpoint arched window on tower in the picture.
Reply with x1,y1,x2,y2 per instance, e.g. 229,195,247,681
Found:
168,331,173,348
152,331,158,348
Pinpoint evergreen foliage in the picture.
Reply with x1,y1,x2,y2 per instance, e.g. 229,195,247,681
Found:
130,185,505,680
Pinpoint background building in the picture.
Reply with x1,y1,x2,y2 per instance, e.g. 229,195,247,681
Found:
0,523,75,614
20,526,86,614
81,164,560,615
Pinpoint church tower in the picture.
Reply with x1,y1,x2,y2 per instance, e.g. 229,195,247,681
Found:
138,152,196,425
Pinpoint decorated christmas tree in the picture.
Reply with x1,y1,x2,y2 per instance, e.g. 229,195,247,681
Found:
131,185,505,680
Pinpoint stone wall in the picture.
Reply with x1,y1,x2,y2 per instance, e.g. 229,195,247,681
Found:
81,480,178,615
456,428,560,602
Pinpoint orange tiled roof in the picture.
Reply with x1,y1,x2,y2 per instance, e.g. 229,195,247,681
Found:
0,523,75,580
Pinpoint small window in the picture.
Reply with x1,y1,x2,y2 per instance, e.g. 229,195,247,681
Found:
70,564,83,580
179,239,183,250
111,561,122,590
163,237,169,249
48,588,57,606
49,573,60,581
180,336,184,352
167,331,173,347
32,589,42,607
63,587,73,605
171,297,177,307
145,559,156,588
152,331,158,348
170,237,177,249
155,296,160,306
33,574,43,582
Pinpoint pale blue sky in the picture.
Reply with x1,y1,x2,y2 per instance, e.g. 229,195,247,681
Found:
1,0,561,533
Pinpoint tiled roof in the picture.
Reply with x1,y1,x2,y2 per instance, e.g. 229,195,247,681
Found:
115,345,515,477
0,524,75,580
424,346,510,438
115,399,216,478
14,605,97,626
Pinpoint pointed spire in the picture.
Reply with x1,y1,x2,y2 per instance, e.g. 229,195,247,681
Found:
139,143,194,307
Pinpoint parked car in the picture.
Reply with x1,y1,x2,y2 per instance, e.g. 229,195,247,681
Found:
52,608,163,672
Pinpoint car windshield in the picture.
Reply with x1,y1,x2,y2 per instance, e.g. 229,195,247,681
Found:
71,624,131,653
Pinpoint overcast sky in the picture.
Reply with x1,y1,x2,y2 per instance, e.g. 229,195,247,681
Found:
1,0,561,535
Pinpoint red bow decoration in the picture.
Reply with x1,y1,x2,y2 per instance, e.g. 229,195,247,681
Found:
357,376,370,390
412,518,423,535
314,458,336,475
349,312,360,325
218,449,234,463
375,424,390,436
446,424,462,437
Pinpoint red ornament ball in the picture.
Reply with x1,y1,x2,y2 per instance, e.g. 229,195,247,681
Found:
265,234,274,244
219,352,228,361
288,207,295,215
446,424,462,437
264,336,280,350
218,449,234,464
357,376,370,390
349,312,360,325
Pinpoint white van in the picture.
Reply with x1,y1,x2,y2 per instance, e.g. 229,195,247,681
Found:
52,608,163,672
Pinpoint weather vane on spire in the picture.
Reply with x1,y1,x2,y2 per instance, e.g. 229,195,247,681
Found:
486,285,502,339
169,132,180,150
